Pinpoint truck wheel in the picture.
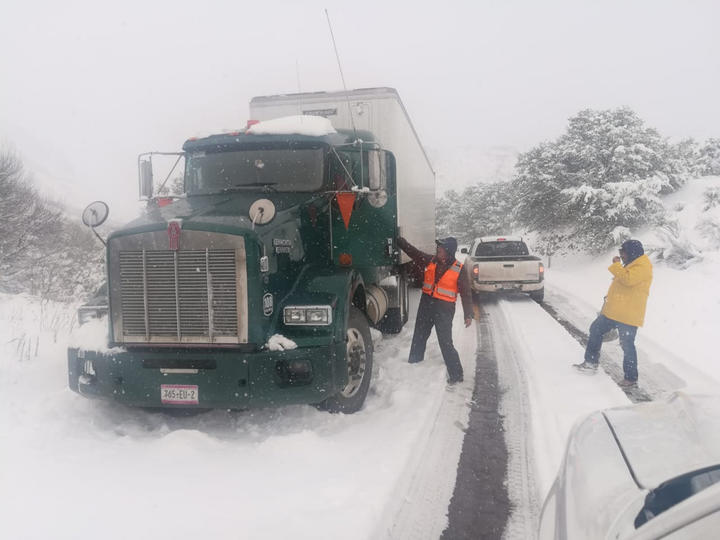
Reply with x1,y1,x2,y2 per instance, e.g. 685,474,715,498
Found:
319,307,374,414
378,274,409,334
529,288,544,303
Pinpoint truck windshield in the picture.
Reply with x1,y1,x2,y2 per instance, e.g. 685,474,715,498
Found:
475,241,529,257
185,147,324,194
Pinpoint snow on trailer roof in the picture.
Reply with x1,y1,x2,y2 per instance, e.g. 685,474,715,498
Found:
478,236,523,243
182,125,370,152
246,115,337,137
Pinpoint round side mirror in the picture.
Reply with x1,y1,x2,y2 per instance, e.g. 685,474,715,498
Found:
82,201,110,228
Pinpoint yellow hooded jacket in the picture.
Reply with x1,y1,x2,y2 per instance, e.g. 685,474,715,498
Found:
601,254,653,327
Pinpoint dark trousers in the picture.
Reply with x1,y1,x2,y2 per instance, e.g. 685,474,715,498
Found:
584,314,639,381
408,294,464,382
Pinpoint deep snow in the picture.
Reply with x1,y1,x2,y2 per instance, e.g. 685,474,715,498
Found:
0,291,475,540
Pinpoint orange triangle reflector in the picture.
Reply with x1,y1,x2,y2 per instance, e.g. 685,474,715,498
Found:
336,192,356,230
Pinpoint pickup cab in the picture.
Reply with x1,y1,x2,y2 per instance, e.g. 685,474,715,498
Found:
466,236,544,302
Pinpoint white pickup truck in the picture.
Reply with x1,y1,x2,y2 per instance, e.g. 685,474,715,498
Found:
465,236,545,302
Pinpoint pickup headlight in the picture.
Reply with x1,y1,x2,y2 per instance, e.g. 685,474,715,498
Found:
283,306,332,326
77,305,108,326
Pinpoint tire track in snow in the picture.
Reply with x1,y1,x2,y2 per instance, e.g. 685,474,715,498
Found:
440,301,511,540
539,299,652,403
375,311,477,540
481,299,540,540
542,286,720,403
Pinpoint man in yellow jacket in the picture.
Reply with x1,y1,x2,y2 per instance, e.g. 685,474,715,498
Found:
574,239,653,387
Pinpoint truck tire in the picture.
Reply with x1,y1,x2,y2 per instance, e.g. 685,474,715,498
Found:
529,288,544,303
319,307,374,414
378,274,409,334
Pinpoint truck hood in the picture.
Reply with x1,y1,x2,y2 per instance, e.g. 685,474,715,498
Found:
604,393,720,488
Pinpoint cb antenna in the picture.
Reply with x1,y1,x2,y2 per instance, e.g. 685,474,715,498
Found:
324,9,358,140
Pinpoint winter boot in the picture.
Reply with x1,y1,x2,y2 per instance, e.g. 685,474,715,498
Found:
573,361,599,374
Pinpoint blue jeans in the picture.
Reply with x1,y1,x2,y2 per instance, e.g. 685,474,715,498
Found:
584,314,638,381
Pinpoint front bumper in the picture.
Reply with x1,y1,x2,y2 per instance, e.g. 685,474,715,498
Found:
472,281,543,293
68,344,341,409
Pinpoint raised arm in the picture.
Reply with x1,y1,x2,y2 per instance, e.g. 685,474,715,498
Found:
397,236,433,267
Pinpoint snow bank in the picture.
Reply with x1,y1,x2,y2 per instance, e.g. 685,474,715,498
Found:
265,333,297,351
246,115,337,137
67,316,125,354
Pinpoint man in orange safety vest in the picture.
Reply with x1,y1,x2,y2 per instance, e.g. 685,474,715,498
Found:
397,236,473,384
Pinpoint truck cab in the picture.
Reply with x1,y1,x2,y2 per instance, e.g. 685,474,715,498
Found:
69,88,435,414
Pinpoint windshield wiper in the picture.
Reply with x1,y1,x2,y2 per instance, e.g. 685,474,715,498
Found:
221,182,278,193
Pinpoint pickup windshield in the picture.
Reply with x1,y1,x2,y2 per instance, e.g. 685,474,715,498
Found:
185,146,324,195
475,241,529,257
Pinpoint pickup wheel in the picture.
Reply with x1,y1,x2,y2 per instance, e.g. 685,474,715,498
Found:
529,288,544,303
378,273,409,334
319,307,374,414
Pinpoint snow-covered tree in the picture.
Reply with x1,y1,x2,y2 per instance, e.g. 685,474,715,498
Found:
0,147,104,301
512,108,678,252
436,182,516,243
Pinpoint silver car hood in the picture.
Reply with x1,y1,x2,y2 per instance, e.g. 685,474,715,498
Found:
605,393,720,489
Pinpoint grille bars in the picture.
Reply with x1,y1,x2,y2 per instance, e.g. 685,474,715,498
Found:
142,249,150,341
173,250,181,340
112,231,245,344
206,248,214,341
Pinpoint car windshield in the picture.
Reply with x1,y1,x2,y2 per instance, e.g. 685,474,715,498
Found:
475,241,529,257
635,464,720,528
185,146,325,195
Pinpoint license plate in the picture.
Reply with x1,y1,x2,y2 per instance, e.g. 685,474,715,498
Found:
501,283,518,290
161,384,199,405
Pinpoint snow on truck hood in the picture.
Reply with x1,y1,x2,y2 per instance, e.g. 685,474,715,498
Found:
604,393,720,488
246,115,337,136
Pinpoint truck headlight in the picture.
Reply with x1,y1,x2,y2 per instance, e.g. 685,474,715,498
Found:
283,306,332,326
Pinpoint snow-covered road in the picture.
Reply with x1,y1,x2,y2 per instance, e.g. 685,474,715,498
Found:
3,280,712,539
0,292,476,540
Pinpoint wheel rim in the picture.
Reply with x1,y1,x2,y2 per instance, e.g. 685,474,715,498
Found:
340,327,367,398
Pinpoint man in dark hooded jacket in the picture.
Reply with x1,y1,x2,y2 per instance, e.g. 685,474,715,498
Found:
397,236,473,384
574,239,653,386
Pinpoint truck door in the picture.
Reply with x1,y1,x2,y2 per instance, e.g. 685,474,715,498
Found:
330,149,397,268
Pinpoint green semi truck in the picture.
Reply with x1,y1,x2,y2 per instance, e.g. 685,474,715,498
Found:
68,87,435,413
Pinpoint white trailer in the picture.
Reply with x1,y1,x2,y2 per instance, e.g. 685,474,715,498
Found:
249,87,436,262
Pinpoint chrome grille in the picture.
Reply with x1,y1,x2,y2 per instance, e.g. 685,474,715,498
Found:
119,249,238,341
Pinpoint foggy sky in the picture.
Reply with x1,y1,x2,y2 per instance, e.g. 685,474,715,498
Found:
1,0,719,219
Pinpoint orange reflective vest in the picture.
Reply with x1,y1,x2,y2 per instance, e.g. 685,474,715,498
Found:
422,260,463,303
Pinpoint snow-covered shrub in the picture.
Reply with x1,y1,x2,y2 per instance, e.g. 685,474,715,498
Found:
702,186,720,211
698,138,720,176
611,226,632,244
696,208,720,249
651,222,703,269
